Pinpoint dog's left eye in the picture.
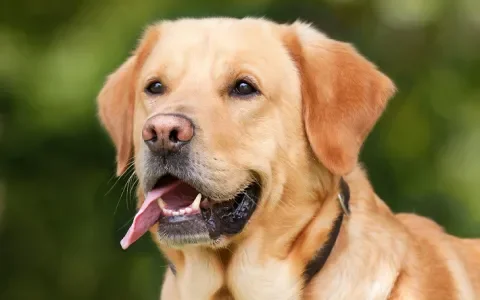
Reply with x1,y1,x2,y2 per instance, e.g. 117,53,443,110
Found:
145,81,165,95
231,80,258,97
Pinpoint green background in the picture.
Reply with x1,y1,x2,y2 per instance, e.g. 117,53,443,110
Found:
1,0,479,299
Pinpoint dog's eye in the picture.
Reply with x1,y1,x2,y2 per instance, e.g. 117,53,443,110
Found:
145,81,165,95
231,80,258,97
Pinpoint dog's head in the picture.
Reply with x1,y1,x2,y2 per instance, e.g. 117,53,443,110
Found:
97,18,395,249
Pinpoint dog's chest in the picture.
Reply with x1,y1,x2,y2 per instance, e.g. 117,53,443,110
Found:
176,241,302,300
225,242,302,300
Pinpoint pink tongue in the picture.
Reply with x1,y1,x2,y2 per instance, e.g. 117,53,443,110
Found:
120,180,182,250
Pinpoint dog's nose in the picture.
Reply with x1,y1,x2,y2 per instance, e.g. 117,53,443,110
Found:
142,114,194,153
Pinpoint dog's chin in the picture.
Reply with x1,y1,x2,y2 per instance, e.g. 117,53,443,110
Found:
154,178,261,247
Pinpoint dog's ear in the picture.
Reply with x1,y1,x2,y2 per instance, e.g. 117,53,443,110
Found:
97,56,136,176
97,26,159,176
283,22,396,175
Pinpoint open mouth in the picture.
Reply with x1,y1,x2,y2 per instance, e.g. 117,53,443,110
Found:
153,175,208,217
120,174,260,249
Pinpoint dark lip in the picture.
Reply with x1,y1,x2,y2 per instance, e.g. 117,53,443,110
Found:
201,182,261,239
156,181,261,244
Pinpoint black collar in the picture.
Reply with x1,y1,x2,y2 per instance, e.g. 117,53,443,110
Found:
303,177,350,285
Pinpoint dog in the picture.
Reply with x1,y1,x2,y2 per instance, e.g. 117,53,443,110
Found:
97,17,480,300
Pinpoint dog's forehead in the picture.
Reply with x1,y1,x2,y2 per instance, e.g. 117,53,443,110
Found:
159,18,279,48
140,18,288,79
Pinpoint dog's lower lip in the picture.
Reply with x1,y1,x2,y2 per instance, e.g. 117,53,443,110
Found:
157,182,261,244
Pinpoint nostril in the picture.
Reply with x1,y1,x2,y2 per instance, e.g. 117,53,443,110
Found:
150,128,158,142
150,133,158,142
169,129,179,143
143,125,158,142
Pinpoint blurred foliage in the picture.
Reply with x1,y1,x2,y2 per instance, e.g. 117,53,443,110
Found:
1,0,479,299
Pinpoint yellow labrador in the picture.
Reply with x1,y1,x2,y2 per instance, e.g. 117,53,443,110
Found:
97,17,480,300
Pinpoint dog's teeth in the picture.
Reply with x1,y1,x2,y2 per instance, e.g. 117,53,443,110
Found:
185,207,192,214
191,193,202,210
173,211,180,216
179,209,186,215
157,198,166,209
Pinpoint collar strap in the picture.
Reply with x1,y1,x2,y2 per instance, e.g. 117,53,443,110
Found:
167,259,177,276
303,177,350,285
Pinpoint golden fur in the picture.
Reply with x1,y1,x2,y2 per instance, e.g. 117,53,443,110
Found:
97,17,480,299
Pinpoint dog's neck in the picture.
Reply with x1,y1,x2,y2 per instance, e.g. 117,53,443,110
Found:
158,171,351,299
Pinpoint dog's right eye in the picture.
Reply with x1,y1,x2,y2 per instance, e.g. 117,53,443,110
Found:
145,81,165,95
230,79,259,98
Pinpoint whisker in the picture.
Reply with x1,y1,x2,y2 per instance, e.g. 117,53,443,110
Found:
117,214,135,232
127,176,139,210
105,158,135,196
118,168,137,214
113,158,136,216
124,170,138,209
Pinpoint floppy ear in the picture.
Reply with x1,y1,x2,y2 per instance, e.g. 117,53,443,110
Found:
284,22,396,175
97,26,159,176
97,57,136,176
